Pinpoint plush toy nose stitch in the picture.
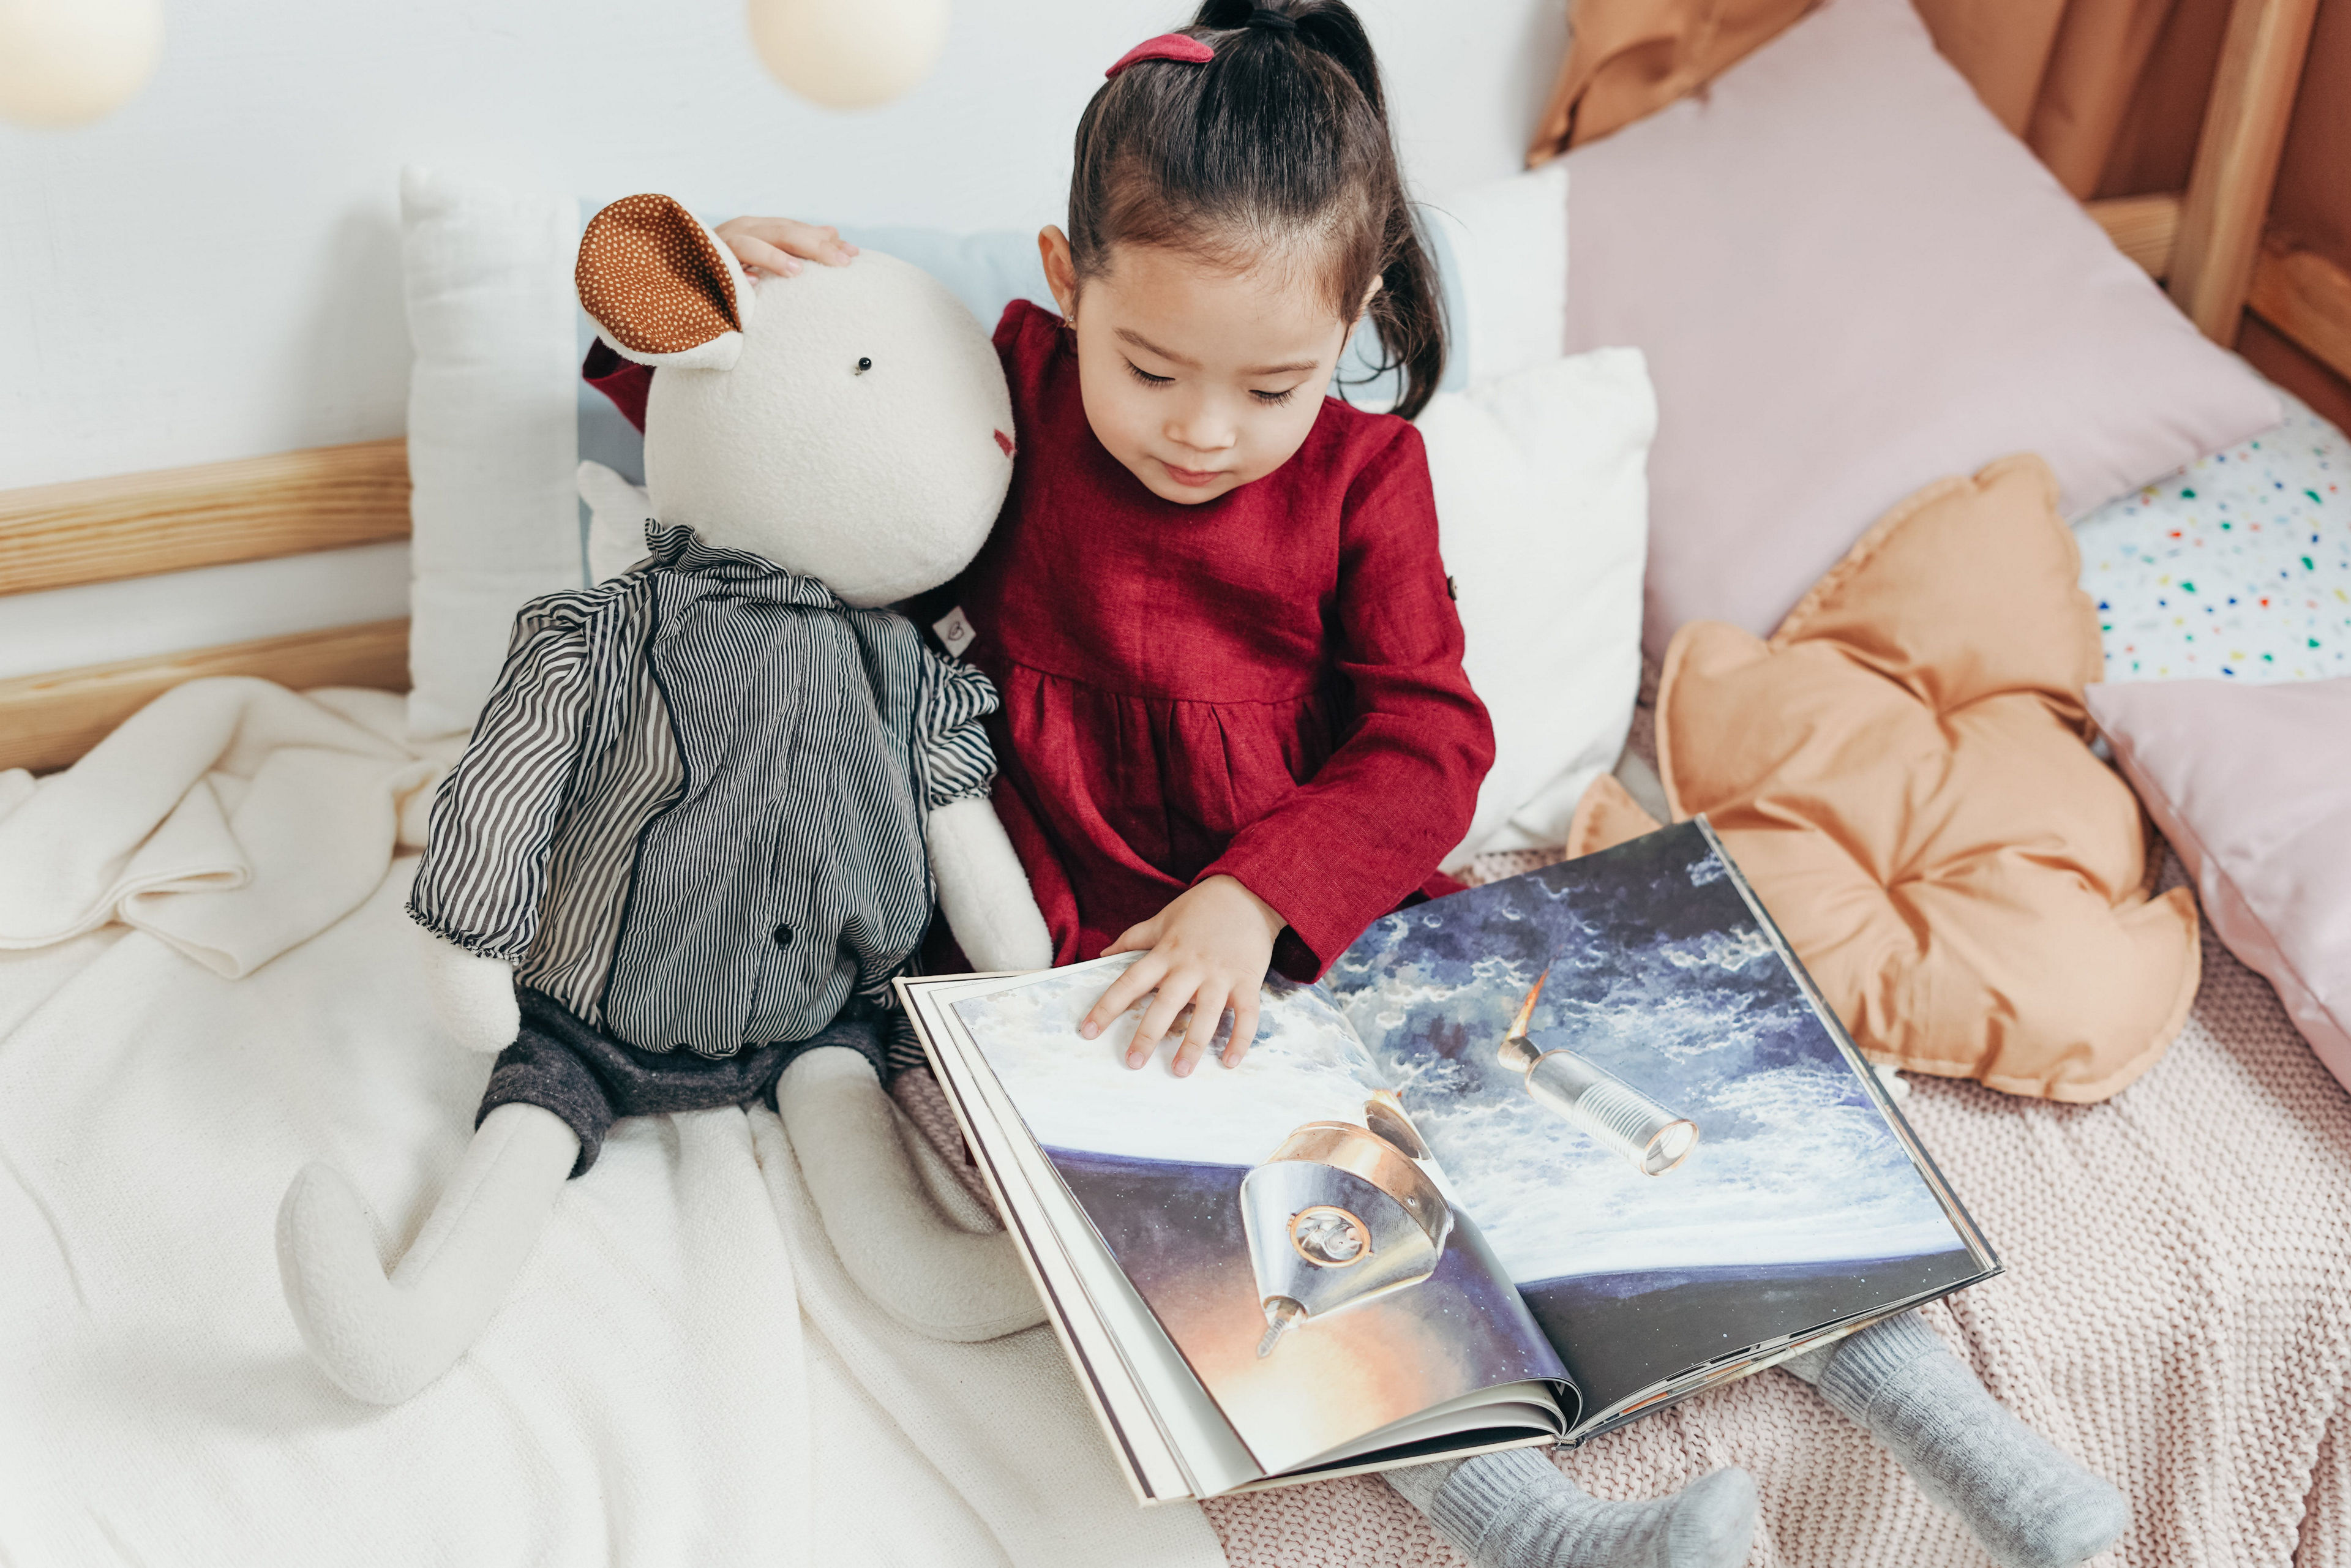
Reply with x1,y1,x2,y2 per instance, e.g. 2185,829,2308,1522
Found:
993,429,1015,459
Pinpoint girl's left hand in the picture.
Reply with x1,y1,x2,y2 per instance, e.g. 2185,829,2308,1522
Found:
1081,876,1285,1077
713,215,858,278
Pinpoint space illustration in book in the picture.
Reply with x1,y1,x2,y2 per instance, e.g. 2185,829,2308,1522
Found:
953,968,1567,1477
950,822,1987,1472
1325,823,1985,1422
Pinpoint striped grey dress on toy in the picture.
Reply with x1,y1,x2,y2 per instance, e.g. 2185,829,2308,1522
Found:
407,524,997,1167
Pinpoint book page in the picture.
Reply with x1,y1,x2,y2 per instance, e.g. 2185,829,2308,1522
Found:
950,955,1569,1478
1324,822,1994,1428
901,972,1208,1502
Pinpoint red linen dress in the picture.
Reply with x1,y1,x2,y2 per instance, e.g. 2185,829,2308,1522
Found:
960,302,1492,980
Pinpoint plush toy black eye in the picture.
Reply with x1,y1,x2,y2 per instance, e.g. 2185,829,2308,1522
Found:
855,357,873,374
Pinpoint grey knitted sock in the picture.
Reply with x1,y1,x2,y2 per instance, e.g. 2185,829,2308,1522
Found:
1787,1313,2128,1568
1384,1449,1756,1568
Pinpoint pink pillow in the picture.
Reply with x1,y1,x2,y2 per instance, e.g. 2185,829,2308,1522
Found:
2089,678,2351,1093
1562,0,2283,658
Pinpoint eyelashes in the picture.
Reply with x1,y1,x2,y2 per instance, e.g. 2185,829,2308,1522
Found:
1122,358,1299,407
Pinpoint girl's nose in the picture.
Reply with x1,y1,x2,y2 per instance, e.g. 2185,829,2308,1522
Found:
1165,398,1237,455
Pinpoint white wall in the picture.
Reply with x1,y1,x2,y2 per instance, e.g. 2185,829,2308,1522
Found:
0,0,1567,491
0,0,1564,683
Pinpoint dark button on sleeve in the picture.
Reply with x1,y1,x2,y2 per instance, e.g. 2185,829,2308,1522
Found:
771,923,793,948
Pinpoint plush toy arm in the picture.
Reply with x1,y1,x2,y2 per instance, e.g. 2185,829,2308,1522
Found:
926,797,1052,972
415,922,520,1054
406,604,599,973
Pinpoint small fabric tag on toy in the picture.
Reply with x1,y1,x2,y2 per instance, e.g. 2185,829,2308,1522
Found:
933,607,977,658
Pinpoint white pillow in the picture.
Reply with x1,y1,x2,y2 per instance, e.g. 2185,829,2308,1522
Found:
1419,347,1655,869
1422,160,1570,388
578,461,654,584
400,168,585,740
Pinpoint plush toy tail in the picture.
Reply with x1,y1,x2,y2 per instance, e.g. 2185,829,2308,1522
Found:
276,1102,579,1404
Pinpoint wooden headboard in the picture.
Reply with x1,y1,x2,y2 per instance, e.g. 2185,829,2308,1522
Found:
2,0,2345,779
0,441,411,773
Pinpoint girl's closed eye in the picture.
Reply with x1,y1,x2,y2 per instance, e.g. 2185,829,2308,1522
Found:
1123,356,1297,407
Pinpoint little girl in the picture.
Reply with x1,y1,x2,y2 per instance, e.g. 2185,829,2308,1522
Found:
654,5,2126,1564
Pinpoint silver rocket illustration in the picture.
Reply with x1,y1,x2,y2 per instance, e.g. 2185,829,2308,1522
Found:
1500,966,1699,1177
1239,1090,1453,1358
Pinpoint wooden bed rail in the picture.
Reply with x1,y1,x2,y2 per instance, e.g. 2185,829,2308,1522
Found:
0,621,410,777
0,438,410,597
0,438,412,776
2082,0,2342,391
2246,241,2351,389
2167,0,2322,344
2087,193,2184,280
2088,190,2351,392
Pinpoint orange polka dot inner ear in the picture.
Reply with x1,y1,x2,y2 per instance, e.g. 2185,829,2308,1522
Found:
577,194,754,370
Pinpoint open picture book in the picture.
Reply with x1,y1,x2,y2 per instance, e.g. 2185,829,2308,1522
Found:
897,821,1998,1502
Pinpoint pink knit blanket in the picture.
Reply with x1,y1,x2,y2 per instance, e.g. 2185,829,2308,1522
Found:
901,857,2351,1565
1200,861,2351,1567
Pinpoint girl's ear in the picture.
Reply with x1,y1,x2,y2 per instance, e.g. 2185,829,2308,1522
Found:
1038,225,1080,321
1355,272,1383,329
578,193,756,370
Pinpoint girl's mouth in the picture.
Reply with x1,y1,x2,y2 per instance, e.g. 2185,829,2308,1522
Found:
1160,460,1226,488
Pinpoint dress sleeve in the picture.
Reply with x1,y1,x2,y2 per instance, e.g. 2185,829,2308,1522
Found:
1199,423,1495,980
915,651,1002,812
583,340,653,433
405,604,599,960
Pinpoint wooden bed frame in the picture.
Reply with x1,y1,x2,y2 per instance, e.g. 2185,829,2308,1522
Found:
3,0,2347,779
0,442,410,772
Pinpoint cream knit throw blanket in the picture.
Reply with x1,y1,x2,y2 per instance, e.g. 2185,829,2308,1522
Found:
0,680,1223,1568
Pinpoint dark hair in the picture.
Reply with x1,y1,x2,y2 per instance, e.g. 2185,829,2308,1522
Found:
1067,0,1447,420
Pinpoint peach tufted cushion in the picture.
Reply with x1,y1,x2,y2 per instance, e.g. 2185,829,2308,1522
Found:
1580,454,2200,1101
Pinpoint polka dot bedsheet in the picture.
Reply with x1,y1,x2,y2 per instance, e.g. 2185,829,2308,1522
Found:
2075,386,2349,684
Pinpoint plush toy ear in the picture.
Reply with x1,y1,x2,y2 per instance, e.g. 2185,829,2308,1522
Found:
577,193,754,371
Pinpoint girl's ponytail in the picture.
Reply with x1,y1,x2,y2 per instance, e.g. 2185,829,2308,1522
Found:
1199,0,1381,110
1069,0,1448,420
1359,167,1447,423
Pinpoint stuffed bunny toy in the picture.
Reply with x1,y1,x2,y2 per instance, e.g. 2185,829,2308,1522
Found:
277,193,1054,1404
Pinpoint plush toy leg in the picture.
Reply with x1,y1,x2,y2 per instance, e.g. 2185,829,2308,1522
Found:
777,1046,1046,1341
276,1102,580,1404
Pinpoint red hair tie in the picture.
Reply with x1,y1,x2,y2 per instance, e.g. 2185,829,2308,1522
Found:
1106,34,1214,78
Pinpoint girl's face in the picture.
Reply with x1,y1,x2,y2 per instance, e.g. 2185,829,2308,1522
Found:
1041,228,1357,506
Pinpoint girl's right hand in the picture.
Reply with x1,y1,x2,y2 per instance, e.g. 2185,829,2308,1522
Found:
714,216,858,278
1081,875,1285,1078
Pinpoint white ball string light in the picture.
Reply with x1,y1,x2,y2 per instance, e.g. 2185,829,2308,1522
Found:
0,0,163,129
746,0,950,110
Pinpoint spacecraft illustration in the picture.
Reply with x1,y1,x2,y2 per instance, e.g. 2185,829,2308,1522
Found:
1239,1090,1453,1357
1501,966,1699,1177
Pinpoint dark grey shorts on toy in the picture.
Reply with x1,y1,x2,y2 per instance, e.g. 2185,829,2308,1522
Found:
479,988,892,1176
